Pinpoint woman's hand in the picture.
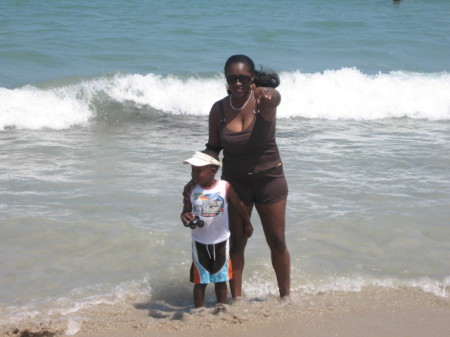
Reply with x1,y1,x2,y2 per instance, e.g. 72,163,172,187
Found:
251,84,273,104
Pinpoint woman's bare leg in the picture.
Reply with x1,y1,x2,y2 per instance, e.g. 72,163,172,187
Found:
255,199,290,298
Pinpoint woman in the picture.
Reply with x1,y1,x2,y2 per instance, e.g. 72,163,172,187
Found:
184,55,290,299
209,54,291,300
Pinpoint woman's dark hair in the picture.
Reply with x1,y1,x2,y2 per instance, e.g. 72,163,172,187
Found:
224,54,280,88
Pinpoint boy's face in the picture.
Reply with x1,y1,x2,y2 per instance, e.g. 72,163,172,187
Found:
191,165,216,187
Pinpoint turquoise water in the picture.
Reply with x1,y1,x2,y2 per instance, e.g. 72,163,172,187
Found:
1,0,449,335
2,0,450,88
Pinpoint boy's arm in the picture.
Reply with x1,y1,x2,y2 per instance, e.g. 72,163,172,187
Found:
227,184,253,238
181,180,195,226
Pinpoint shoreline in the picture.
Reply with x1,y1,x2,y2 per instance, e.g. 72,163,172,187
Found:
4,288,449,337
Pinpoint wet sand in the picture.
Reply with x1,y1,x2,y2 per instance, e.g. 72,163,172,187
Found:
4,288,449,337
78,307,450,337
76,299,450,337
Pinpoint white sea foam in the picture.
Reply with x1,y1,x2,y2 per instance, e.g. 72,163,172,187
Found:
243,272,449,299
105,73,225,115
0,86,92,130
65,319,81,336
279,69,450,120
0,277,152,329
1,69,450,130
294,276,450,298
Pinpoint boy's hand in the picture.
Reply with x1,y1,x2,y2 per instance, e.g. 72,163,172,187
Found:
181,212,195,226
244,223,253,238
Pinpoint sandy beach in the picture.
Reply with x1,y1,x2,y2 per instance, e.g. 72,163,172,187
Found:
78,306,449,337
4,288,449,337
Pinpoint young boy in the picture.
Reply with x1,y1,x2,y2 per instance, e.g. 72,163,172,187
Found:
181,151,253,310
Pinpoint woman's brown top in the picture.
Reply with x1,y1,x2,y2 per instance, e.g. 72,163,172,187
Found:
219,99,282,178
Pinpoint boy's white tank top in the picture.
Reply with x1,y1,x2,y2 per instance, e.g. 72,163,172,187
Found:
190,180,230,244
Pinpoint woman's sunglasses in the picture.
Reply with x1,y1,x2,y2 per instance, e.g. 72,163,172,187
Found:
225,75,252,84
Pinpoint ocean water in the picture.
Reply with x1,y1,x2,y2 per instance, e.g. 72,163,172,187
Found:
1,0,450,335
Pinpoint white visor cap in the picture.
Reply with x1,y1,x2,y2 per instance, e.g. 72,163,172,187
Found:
183,151,221,167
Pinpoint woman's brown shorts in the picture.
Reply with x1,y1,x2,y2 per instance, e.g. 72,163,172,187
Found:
222,165,288,205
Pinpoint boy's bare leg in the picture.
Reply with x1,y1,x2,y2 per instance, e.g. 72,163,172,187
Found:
215,281,227,304
193,284,207,308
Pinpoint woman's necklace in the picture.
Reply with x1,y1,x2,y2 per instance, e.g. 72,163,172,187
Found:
229,91,252,111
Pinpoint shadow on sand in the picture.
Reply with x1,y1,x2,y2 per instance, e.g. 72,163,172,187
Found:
133,280,216,321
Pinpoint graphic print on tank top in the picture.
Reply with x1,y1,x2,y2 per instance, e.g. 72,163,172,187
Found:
192,192,224,218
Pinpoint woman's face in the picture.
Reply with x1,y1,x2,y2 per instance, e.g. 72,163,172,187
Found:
225,62,253,97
